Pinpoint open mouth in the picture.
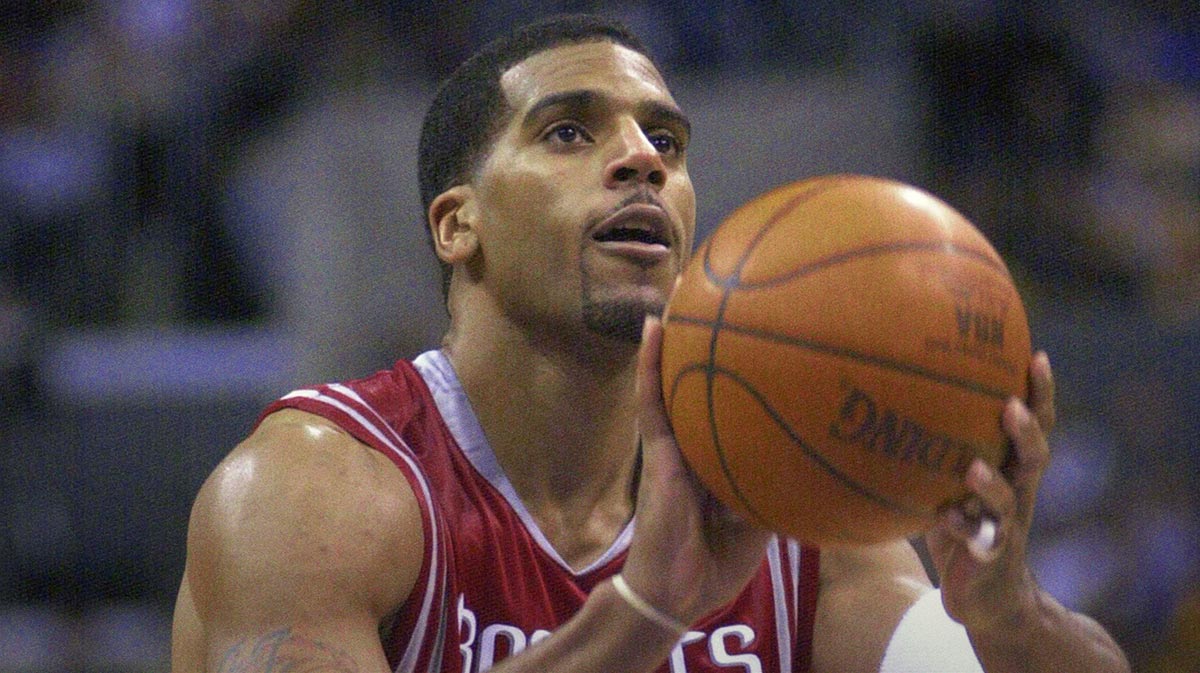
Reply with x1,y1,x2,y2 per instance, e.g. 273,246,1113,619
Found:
593,225,670,246
590,203,673,251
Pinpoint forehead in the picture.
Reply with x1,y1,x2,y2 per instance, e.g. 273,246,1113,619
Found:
499,41,675,113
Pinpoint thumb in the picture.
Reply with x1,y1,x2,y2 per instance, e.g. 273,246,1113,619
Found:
637,315,674,446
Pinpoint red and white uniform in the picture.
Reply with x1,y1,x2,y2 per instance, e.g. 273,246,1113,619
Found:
259,350,821,673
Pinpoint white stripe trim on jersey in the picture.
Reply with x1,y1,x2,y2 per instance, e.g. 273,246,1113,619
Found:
282,385,443,673
787,538,802,624
325,383,447,673
766,536,793,673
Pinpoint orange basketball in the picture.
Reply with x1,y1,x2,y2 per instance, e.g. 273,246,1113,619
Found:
660,175,1031,546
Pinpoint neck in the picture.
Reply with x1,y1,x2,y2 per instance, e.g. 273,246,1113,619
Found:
442,295,644,566
446,320,641,498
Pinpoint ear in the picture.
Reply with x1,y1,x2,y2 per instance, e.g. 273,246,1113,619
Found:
428,185,481,265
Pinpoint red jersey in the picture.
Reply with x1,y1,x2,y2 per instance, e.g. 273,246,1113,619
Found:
259,350,820,673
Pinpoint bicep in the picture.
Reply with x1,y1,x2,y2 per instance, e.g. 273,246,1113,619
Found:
180,413,425,672
172,573,203,672
174,573,381,673
209,623,388,673
811,539,931,673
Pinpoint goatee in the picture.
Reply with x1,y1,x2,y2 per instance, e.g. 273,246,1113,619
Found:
582,298,663,343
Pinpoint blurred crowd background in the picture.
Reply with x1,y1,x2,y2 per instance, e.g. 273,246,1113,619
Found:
1,1,1197,671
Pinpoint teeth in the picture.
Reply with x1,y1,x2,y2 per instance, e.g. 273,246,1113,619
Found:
593,208,670,246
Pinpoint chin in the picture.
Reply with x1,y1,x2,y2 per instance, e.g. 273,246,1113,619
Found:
581,296,664,344
579,267,673,343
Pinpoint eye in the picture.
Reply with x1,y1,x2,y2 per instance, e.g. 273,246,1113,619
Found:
646,130,683,156
544,122,591,146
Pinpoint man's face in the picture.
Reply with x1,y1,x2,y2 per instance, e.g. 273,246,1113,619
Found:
467,40,696,343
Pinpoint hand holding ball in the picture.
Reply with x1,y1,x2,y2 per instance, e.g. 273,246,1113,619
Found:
660,175,1031,546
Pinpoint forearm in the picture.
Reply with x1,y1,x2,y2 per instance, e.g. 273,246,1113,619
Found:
488,579,682,673
969,588,1129,673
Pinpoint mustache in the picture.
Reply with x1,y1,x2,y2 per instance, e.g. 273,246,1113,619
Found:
612,189,667,213
587,189,670,231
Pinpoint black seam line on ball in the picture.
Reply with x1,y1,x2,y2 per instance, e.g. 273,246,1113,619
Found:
671,362,930,518
703,183,836,528
706,240,1009,291
668,315,1013,402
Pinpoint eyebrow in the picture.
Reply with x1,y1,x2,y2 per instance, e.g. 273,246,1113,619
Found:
521,88,692,139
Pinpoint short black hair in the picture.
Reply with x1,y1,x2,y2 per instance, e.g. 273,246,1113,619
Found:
417,14,654,299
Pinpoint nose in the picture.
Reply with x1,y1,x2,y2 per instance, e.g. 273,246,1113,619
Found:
604,121,666,190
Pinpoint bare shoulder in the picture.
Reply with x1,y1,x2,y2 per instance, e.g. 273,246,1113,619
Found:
811,540,933,673
818,538,930,587
178,408,424,666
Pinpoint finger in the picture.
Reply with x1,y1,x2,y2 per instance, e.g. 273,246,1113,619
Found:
1027,351,1056,434
936,505,978,542
1003,398,1051,493
931,507,1000,563
934,459,1014,547
965,459,1016,522
935,504,1004,564
637,316,673,444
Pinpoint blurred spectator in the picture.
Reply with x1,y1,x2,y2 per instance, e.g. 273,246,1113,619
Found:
1147,586,1200,673
0,0,285,331
913,13,1129,302
912,5,1200,667
0,4,120,328
223,6,446,385
1088,80,1200,327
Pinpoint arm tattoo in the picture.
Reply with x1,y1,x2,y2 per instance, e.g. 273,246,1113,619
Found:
217,628,359,673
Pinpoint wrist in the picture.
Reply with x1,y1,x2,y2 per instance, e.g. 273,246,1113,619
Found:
611,574,690,636
967,574,1049,652
503,579,688,672
965,579,1132,673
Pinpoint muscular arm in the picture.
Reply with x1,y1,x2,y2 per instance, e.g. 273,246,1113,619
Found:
172,409,423,672
966,584,1129,673
174,319,770,673
172,410,681,673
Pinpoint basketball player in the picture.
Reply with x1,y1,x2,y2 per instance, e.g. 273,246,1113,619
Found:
171,14,1130,673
